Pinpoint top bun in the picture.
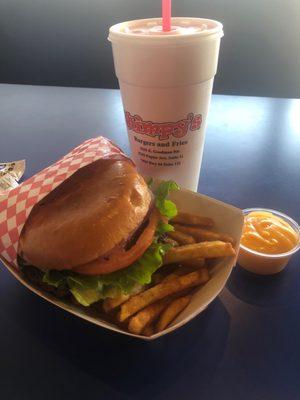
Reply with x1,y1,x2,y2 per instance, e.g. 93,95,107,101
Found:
18,159,152,270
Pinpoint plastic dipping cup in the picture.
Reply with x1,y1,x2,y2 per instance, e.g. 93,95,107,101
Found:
238,208,300,275
108,18,224,191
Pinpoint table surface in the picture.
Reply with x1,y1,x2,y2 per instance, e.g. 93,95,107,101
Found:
1,84,300,400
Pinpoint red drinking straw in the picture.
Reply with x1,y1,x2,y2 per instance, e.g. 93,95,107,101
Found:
162,0,171,32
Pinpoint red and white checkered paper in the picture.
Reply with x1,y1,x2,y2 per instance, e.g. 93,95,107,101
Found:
0,137,128,268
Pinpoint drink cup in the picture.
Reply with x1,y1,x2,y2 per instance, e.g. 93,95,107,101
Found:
109,17,223,190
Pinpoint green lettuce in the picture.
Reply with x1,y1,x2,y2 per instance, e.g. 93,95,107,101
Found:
155,221,174,236
42,180,179,307
155,180,179,219
43,270,66,288
42,241,171,306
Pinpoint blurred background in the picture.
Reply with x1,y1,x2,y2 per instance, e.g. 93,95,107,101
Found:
1,0,299,98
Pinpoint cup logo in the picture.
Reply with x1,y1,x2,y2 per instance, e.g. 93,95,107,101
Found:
125,112,202,141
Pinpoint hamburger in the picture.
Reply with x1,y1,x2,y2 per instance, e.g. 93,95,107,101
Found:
17,158,179,307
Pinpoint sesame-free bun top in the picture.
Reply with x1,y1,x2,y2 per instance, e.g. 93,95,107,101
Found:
18,159,152,270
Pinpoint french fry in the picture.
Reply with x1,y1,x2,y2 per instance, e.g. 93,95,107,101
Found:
172,212,214,227
103,271,185,314
173,224,235,245
143,324,155,337
168,230,196,245
156,295,192,332
103,293,130,313
152,271,178,285
163,241,235,265
128,298,170,334
162,271,181,282
102,285,146,313
181,257,205,269
118,269,209,322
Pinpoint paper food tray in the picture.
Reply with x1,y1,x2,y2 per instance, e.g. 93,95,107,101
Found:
0,137,244,340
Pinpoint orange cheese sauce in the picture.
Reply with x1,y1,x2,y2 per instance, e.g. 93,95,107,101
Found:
241,211,298,254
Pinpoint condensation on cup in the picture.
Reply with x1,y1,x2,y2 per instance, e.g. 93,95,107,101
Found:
109,18,223,191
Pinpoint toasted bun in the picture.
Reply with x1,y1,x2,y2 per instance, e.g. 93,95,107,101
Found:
18,159,152,270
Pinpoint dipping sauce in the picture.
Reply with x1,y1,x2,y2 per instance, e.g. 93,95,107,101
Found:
241,211,298,254
238,209,300,275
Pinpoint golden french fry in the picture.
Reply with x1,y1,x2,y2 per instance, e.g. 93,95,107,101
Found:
102,285,147,313
103,293,130,313
181,257,205,269
156,295,192,332
143,324,155,337
161,272,179,282
152,270,179,285
128,299,170,334
118,269,209,322
173,224,235,245
168,230,196,245
172,212,214,227
163,241,235,265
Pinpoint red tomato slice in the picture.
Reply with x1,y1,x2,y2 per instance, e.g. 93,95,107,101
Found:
73,209,159,275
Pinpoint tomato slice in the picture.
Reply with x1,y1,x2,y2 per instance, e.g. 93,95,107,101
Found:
73,209,159,275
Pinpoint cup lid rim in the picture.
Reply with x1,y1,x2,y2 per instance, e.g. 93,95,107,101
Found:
109,17,224,44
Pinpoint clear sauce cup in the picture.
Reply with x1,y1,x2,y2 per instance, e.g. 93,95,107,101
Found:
238,208,300,275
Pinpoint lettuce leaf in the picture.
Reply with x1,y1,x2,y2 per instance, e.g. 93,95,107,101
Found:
155,180,179,219
43,270,66,288
69,286,103,307
100,241,171,293
155,221,174,236
42,241,171,306
42,180,179,307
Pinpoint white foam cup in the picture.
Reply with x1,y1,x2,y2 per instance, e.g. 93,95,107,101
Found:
109,17,223,190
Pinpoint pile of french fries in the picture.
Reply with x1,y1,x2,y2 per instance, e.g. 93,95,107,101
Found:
101,211,236,336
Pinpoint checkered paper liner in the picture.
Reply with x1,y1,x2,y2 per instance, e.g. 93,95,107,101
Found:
0,137,127,268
